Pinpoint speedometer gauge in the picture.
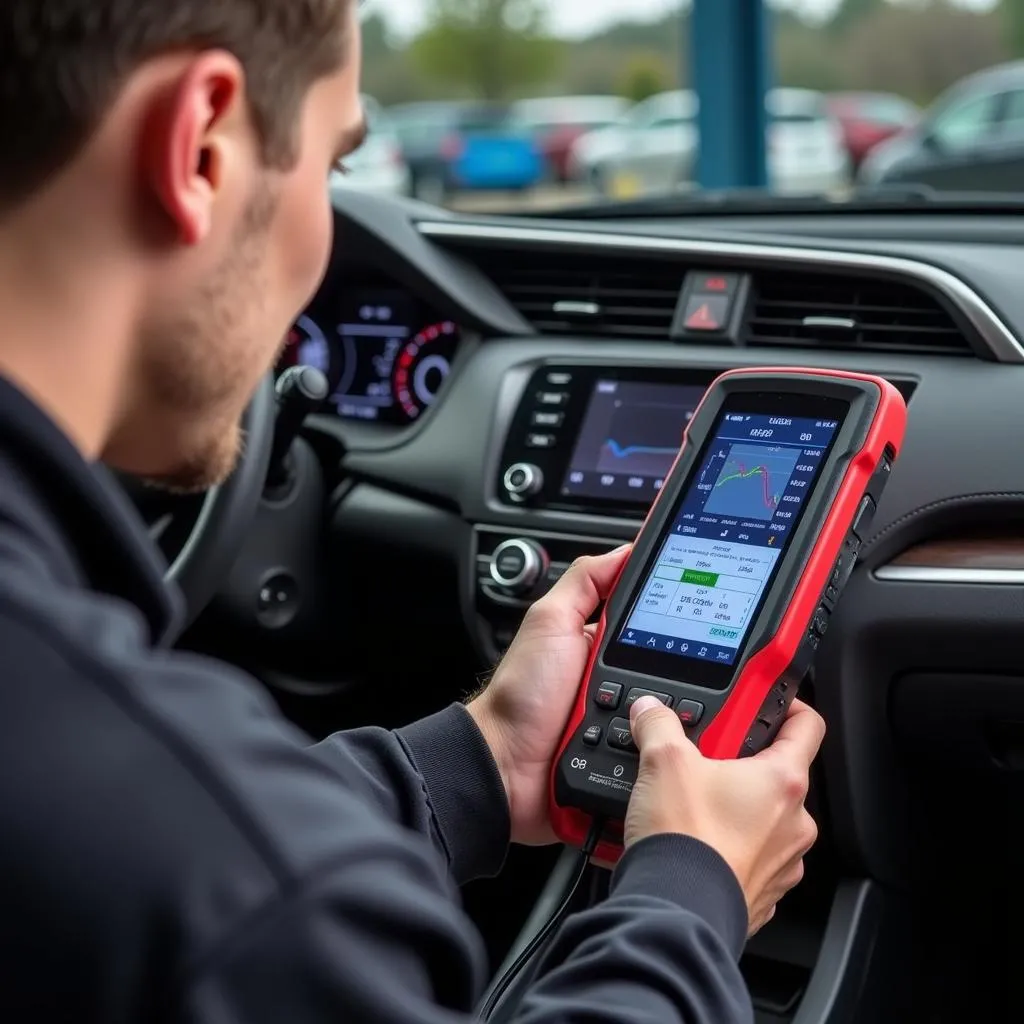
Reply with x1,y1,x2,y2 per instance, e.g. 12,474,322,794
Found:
284,316,330,372
279,315,332,375
392,320,459,421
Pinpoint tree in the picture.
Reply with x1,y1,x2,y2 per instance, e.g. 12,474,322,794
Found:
409,0,564,102
776,17,846,91
360,12,392,61
1002,0,1024,58
828,0,887,34
837,6,1004,103
618,52,673,103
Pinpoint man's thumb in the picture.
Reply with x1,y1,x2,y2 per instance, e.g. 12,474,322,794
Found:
629,696,688,751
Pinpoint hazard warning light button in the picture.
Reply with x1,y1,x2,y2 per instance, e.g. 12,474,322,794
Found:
682,294,730,332
672,270,749,341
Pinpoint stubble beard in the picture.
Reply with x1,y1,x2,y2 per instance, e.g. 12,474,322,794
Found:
136,183,280,495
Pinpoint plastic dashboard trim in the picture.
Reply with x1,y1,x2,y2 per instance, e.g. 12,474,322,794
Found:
874,565,1024,584
416,220,1024,364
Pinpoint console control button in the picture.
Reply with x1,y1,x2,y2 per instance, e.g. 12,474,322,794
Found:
536,391,569,407
494,544,528,580
489,539,549,595
582,725,602,746
502,462,543,503
675,271,744,338
676,700,705,726
594,681,623,710
525,433,556,449
624,688,673,711
531,411,563,428
681,293,730,333
607,718,636,752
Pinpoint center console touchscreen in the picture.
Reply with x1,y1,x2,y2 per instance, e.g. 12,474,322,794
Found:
561,379,707,505
494,361,914,519
495,365,716,516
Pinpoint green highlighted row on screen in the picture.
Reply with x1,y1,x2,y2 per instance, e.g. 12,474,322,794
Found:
654,564,719,587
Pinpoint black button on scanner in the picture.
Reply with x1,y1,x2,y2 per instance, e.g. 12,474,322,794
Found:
582,725,602,746
607,718,636,752
594,682,623,710
676,700,704,726
851,495,876,539
812,606,830,637
624,687,673,711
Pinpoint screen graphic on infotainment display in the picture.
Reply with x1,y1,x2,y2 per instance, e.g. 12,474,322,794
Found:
614,410,841,668
561,380,707,503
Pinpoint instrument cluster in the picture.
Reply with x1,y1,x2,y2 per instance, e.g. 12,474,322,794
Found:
277,280,461,426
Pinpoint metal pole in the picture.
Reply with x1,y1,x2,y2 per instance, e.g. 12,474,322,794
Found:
691,0,772,189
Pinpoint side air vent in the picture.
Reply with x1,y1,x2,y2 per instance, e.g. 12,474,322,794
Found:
462,247,684,339
747,272,972,355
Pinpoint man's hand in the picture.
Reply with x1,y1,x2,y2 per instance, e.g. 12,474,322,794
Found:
466,545,631,846
626,695,825,935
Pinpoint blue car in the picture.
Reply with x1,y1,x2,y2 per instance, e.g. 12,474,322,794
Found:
387,101,543,201
448,104,544,191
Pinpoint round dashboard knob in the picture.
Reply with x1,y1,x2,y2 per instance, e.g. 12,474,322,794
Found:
503,462,544,503
489,539,550,595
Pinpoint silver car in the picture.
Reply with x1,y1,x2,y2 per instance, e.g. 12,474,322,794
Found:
572,88,850,198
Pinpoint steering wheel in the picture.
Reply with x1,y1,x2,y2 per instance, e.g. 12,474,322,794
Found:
128,374,276,625
166,374,276,621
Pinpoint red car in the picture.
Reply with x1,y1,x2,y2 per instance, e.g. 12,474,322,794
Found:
827,91,920,170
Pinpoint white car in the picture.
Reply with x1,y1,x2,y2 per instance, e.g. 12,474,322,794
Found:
568,91,698,195
330,95,411,199
572,88,850,198
767,88,852,195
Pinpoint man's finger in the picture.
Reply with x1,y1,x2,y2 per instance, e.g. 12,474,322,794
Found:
755,699,826,768
630,695,691,754
532,545,631,628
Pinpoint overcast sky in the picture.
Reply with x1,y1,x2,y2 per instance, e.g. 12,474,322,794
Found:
368,0,997,40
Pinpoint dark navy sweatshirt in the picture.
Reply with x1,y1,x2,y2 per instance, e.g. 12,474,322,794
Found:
0,375,752,1022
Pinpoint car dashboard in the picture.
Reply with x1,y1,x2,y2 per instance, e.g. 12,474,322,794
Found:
198,190,1024,1024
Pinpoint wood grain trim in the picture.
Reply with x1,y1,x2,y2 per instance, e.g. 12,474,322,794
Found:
890,536,1024,570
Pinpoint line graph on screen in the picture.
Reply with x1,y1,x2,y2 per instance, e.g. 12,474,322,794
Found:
703,443,801,522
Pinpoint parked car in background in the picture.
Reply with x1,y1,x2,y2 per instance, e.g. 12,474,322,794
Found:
574,88,850,198
767,88,852,194
827,91,919,169
509,95,629,182
329,95,410,199
386,101,543,203
567,90,698,194
859,61,1024,192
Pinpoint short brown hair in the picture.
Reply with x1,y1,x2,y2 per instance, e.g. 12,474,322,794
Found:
0,0,349,207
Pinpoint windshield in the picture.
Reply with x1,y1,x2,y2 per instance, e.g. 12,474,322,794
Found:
356,0,1021,214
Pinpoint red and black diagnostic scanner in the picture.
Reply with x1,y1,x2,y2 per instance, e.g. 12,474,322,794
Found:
550,367,907,864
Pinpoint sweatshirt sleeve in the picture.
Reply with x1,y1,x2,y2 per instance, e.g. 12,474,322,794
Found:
180,828,752,1024
309,702,511,884
512,834,753,1023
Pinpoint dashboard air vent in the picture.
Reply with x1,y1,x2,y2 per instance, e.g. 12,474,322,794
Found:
747,272,971,355
465,247,684,339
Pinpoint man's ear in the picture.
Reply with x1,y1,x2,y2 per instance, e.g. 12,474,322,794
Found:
140,52,247,246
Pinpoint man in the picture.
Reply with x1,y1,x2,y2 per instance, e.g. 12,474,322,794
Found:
0,1,824,1020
